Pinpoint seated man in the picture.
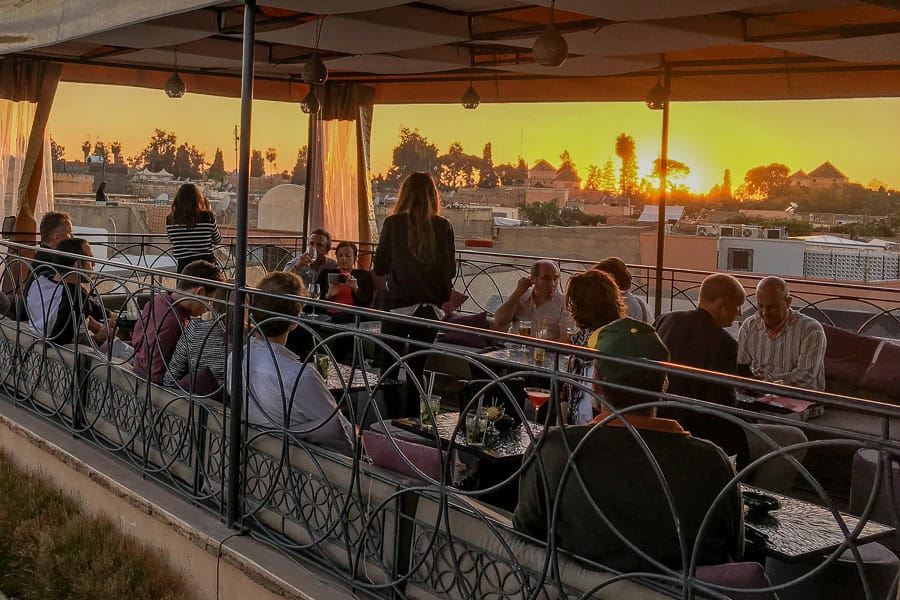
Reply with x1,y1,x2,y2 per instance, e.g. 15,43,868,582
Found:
514,318,744,572
6,211,74,320
738,276,826,390
655,273,750,465
492,259,573,342
26,237,113,346
229,271,353,455
132,260,224,384
284,228,339,287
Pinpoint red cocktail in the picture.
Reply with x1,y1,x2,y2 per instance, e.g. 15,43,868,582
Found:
524,387,550,410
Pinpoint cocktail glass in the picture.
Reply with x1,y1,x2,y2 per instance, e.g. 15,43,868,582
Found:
524,387,550,419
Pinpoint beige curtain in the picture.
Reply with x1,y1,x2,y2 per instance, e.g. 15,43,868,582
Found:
309,83,376,266
0,59,60,239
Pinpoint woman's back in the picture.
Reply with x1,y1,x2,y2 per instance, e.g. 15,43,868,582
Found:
166,211,222,260
373,213,455,308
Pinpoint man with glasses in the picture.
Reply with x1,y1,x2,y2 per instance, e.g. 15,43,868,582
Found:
493,259,573,342
284,228,338,287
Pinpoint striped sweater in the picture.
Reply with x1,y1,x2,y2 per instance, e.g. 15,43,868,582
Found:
166,212,222,261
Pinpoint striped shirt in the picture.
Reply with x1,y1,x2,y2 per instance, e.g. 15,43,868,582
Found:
166,212,222,261
737,310,827,390
162,317,228,390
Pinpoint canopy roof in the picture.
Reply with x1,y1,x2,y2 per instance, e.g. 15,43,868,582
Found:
2,0,900,103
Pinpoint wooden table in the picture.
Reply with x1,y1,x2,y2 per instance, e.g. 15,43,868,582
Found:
393,411,544,464
741,484,895,561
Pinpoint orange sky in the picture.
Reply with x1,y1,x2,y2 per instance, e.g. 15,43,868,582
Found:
48,82,900,194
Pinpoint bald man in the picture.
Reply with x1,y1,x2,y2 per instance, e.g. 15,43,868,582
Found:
737,277,827,390
493,260,574,341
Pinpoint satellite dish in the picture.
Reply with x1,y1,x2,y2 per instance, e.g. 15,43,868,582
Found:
155,193,169,205
219,194,231,212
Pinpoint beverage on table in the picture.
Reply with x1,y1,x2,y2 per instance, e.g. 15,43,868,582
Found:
533,324,548,364
419,394,441,428
465,412,488,447
315,354,330,379
525,387,550,411
517,320,532,338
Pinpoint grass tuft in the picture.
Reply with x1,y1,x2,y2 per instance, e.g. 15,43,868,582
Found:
0,451,195,599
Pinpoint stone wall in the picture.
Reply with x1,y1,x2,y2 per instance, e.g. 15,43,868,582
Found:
494,225,644,263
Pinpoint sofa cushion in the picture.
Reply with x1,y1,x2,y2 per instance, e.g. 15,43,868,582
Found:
822,325,879,391
859,340,900,403
437,311,491,349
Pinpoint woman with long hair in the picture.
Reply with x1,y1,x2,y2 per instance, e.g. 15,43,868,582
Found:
373,172,456,416
166,183,222,273
560,269,625,424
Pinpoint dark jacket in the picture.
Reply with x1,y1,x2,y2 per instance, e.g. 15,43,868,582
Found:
514,423,744,572
373,214,455,309
654,308,750,467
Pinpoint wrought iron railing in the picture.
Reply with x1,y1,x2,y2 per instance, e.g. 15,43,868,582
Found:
0,239,898,599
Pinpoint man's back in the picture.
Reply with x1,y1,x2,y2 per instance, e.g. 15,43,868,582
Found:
514,421,743,572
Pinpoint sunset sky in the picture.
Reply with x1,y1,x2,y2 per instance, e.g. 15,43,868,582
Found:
48,82,900,194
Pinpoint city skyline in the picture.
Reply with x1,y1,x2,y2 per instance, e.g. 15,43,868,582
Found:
48,82,900,194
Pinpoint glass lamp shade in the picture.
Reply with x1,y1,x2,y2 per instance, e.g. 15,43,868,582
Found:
461,84,480,109
302,52,328,85
646,81,668,110
164,72,186,98
300,87,320,114
532,24,568,67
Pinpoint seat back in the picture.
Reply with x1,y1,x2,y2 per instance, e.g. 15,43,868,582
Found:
363,429,446,482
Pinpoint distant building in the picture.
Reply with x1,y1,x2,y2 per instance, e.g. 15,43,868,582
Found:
526,160,582,190
554,166,581,191
788,161,849,187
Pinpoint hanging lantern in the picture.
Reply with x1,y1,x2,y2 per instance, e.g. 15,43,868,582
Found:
532,0,568,67
461,83,480,109
300,86,320,114
302,52,328,85
165,48,186,98
646,80,668,110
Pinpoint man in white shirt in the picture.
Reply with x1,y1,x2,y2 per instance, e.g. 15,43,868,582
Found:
229,271,353,455
738,277,827,390
492,260,574,341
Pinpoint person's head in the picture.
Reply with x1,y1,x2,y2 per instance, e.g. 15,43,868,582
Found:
39,211,73,248
592,257,632,292
308,228,332,260
176,260,227,317
566,270,625,331
54,237,94,275
252,271,305,339
755,276,791,330
698,273,747,328
170,183,207,227
530,260,560,298
592,318,670,412
97,181,107,193
335,241,358,271
393,172,441,264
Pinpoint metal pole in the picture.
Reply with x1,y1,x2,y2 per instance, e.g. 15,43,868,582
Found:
301,106,317,247
226,0,256,528
653,70,670,317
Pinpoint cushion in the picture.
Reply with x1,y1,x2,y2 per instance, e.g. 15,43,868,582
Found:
695,562,775,600
437,311,491,349
823,325,880,390
177,366,223,400
362,430,445,482
859,340,900,403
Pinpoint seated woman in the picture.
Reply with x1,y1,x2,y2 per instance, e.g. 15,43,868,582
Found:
316,241,374,322
560,270,625,425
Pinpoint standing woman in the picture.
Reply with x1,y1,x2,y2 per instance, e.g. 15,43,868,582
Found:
166,183,223,273
373,172,456,417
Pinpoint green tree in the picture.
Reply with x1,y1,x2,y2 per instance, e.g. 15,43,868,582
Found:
558,149,577,177
208,148,226,182
50,137,65,162
109,141,123,164
477,142,499,188
742,163,790,200
599,158,617,192
81,139,91,162
173,145,191,179
385,127,440,188
584,164,601,190
651,157,690,191
250,149,265,177
723,169,732,198
615,133,638,198
518,200,561,226
496,157,528,186
437,142,480,190
137,129,178,173
265,147,278,172
291,145,308,185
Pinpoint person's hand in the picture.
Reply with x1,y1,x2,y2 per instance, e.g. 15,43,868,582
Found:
347,276,358,291
514,276,533,296
294,253,314,270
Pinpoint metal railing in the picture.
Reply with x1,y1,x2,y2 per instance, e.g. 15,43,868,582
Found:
0,239,898,599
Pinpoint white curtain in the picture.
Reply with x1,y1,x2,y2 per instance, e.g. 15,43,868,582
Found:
320,119,359,243
0,99,53,231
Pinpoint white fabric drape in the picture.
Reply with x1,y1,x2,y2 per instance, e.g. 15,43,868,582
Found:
0,99,53,229
320,119,359,243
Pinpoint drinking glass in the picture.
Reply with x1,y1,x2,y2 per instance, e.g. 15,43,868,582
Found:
419,394,441,429
465,413,488,447
307,282,320,299
533,326,548,365
314,354,330,379
525,387,550,413
517,319,531,352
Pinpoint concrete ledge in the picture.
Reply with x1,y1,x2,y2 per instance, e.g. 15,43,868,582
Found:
0,399,355,600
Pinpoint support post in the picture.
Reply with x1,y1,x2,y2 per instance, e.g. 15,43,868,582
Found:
301,106,317,249
653,71,671,317
226,0,256,528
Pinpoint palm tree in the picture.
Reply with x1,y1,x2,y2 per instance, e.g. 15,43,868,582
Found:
615,133,638,201
265,147,277,173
